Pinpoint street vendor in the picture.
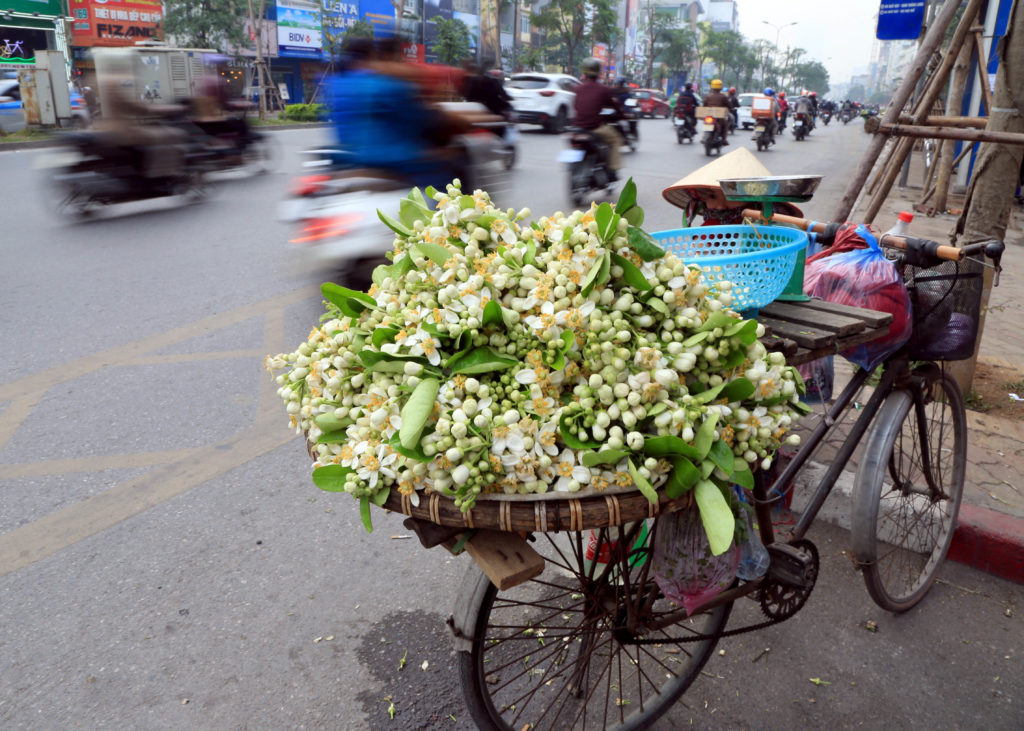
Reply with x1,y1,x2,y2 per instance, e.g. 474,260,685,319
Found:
661,148,804,226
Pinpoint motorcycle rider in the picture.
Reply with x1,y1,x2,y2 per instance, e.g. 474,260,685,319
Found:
674,82,699,133
807,90,820,127
777,91,789,130
572,57,627,182
612,77,639,144
756,87,780,144
727,86,740,131
327,37,470,189
792,92,813,133
702,79,730,145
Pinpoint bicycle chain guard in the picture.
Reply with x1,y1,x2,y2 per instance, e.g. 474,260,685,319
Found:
758,539,819,622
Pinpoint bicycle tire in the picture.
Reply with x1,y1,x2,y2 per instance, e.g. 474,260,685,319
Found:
457,527,732,730
852,368,966,612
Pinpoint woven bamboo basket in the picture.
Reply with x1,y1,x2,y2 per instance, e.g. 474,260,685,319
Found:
306,440,693,532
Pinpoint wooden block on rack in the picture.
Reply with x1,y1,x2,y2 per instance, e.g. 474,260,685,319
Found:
760,301,867,336
454,529,546,590
757,316,835,349
795,299,893,329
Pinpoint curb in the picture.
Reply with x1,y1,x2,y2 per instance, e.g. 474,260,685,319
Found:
948,503,1024,584
790,462,1024,586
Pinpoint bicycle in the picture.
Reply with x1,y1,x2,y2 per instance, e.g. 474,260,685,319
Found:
445,233,1004,730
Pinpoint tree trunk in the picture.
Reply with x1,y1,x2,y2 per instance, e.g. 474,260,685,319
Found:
929,28,971,213
949,0,1024,393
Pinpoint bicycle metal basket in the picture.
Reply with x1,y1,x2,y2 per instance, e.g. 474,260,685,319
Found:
903,256,984,361
651,224,808,312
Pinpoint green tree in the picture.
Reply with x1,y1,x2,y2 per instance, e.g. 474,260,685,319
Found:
433,18,472,66
532,0,616,76
638,1,677,86
656,26,698,85
792,59,830,95
162,0,247,50
503,44,544,73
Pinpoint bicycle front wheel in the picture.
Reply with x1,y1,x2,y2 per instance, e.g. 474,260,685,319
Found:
852,368,966,611
457,525,732,730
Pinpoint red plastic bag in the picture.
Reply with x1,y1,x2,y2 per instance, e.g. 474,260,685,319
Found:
652,507,738,615
804,225,912,370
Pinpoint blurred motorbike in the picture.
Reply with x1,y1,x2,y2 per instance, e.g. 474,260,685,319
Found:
43,126,211,215
699,106,728,157
752,120,774,151
189,105,279,174
792,112,811,140
821,111,832,126
561,109,622,207
674,113,696,144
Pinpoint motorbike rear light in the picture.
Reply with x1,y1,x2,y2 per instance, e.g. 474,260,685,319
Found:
704,116,714,124
290,214,363,244
292,174,331,197
539,90,555,97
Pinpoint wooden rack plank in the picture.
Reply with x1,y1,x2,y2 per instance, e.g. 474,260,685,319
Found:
788,325,892,366
760,301,867,336
795,299,893,329
757,316,835,349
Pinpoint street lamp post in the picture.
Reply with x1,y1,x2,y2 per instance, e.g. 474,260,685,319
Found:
762,20,796,89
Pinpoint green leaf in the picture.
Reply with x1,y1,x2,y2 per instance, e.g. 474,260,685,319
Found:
610,252,653,291
581,449,629,468
372,326,400,348
311,464,353,492
412,241,452,266
371,264,391,286
626,225,666,261
424,185,438,198
551,330,575,370
695,413,720,459
623,206,645,227
371,486,391,507
695,479,735,556
594,202,619,242
664,457,700,498
524,237,536,265
459,194,475,210
399,198,431,228
388,431,433,462
708,439,735,476
696,382,726,404
790,366,807,395
725,319,759,345
732,460,754,490
314,411,351,433
720,377,756,403
449,346,518,375
482,300,503,327
701,459,717,479
399,377,439,449
628,458,658,504
408,187,428,207
793,400,813,415
682,330,710,348
614,177,637,214
391,254,416,278
719,348,747,370
377,209,412,237
699,311,738,332
581,252,608,297
646,296,669,314
359,495,373,533
647,402,668,417
358,350,429,372
322,283,376,318
559,414,601,449
475,214,497,229
316,430,351,444
642,435,701,461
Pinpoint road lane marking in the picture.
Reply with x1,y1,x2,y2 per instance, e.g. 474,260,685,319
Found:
0,448,206,479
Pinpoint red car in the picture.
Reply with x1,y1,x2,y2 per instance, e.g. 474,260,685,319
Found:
630,89,671,118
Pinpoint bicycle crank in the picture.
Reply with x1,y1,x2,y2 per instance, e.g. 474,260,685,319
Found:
758,539,819,621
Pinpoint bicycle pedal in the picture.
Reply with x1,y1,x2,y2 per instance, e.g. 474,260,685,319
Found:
766,541,817,588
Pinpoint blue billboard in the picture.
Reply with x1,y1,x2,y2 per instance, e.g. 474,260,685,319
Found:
876,0,927,41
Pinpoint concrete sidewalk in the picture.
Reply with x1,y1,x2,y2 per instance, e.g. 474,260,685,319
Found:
788,149,1024,585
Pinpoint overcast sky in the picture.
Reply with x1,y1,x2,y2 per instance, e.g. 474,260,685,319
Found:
738,0,880,85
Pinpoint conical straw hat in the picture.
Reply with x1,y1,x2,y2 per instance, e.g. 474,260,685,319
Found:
662,148,803,216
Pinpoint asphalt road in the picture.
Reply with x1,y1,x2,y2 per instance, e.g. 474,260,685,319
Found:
1,119,1021,729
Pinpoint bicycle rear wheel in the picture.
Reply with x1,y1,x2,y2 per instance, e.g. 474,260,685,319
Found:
852,367,966,612
457,524,731,730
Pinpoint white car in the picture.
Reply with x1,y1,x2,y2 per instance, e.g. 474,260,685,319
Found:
506,73,579,133
737,93,757,129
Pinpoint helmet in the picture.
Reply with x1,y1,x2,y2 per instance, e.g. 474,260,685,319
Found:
809,91,817,98
710,79,723,90
728,86,736,94
778,91,786,98
763,87,774,96
685,82,693,91
581,57,602,79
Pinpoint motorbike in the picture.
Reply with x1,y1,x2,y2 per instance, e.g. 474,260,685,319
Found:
821,110,832,126
614,111,639,153
189,110,279,174
699,106,728,157
792,112,810,141
752,119,774,151
560,109,625,207
840,108,854,124
674,113,696,144
281,131,508,282
44,126,211,216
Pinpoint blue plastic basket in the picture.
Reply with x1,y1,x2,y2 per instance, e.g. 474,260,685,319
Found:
651,224,808,312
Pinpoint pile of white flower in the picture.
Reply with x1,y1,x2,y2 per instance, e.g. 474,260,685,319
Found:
267,180,808,553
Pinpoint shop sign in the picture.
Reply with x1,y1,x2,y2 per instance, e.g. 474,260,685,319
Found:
5,0,64,16
68,0,164,47
276,0,322,57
